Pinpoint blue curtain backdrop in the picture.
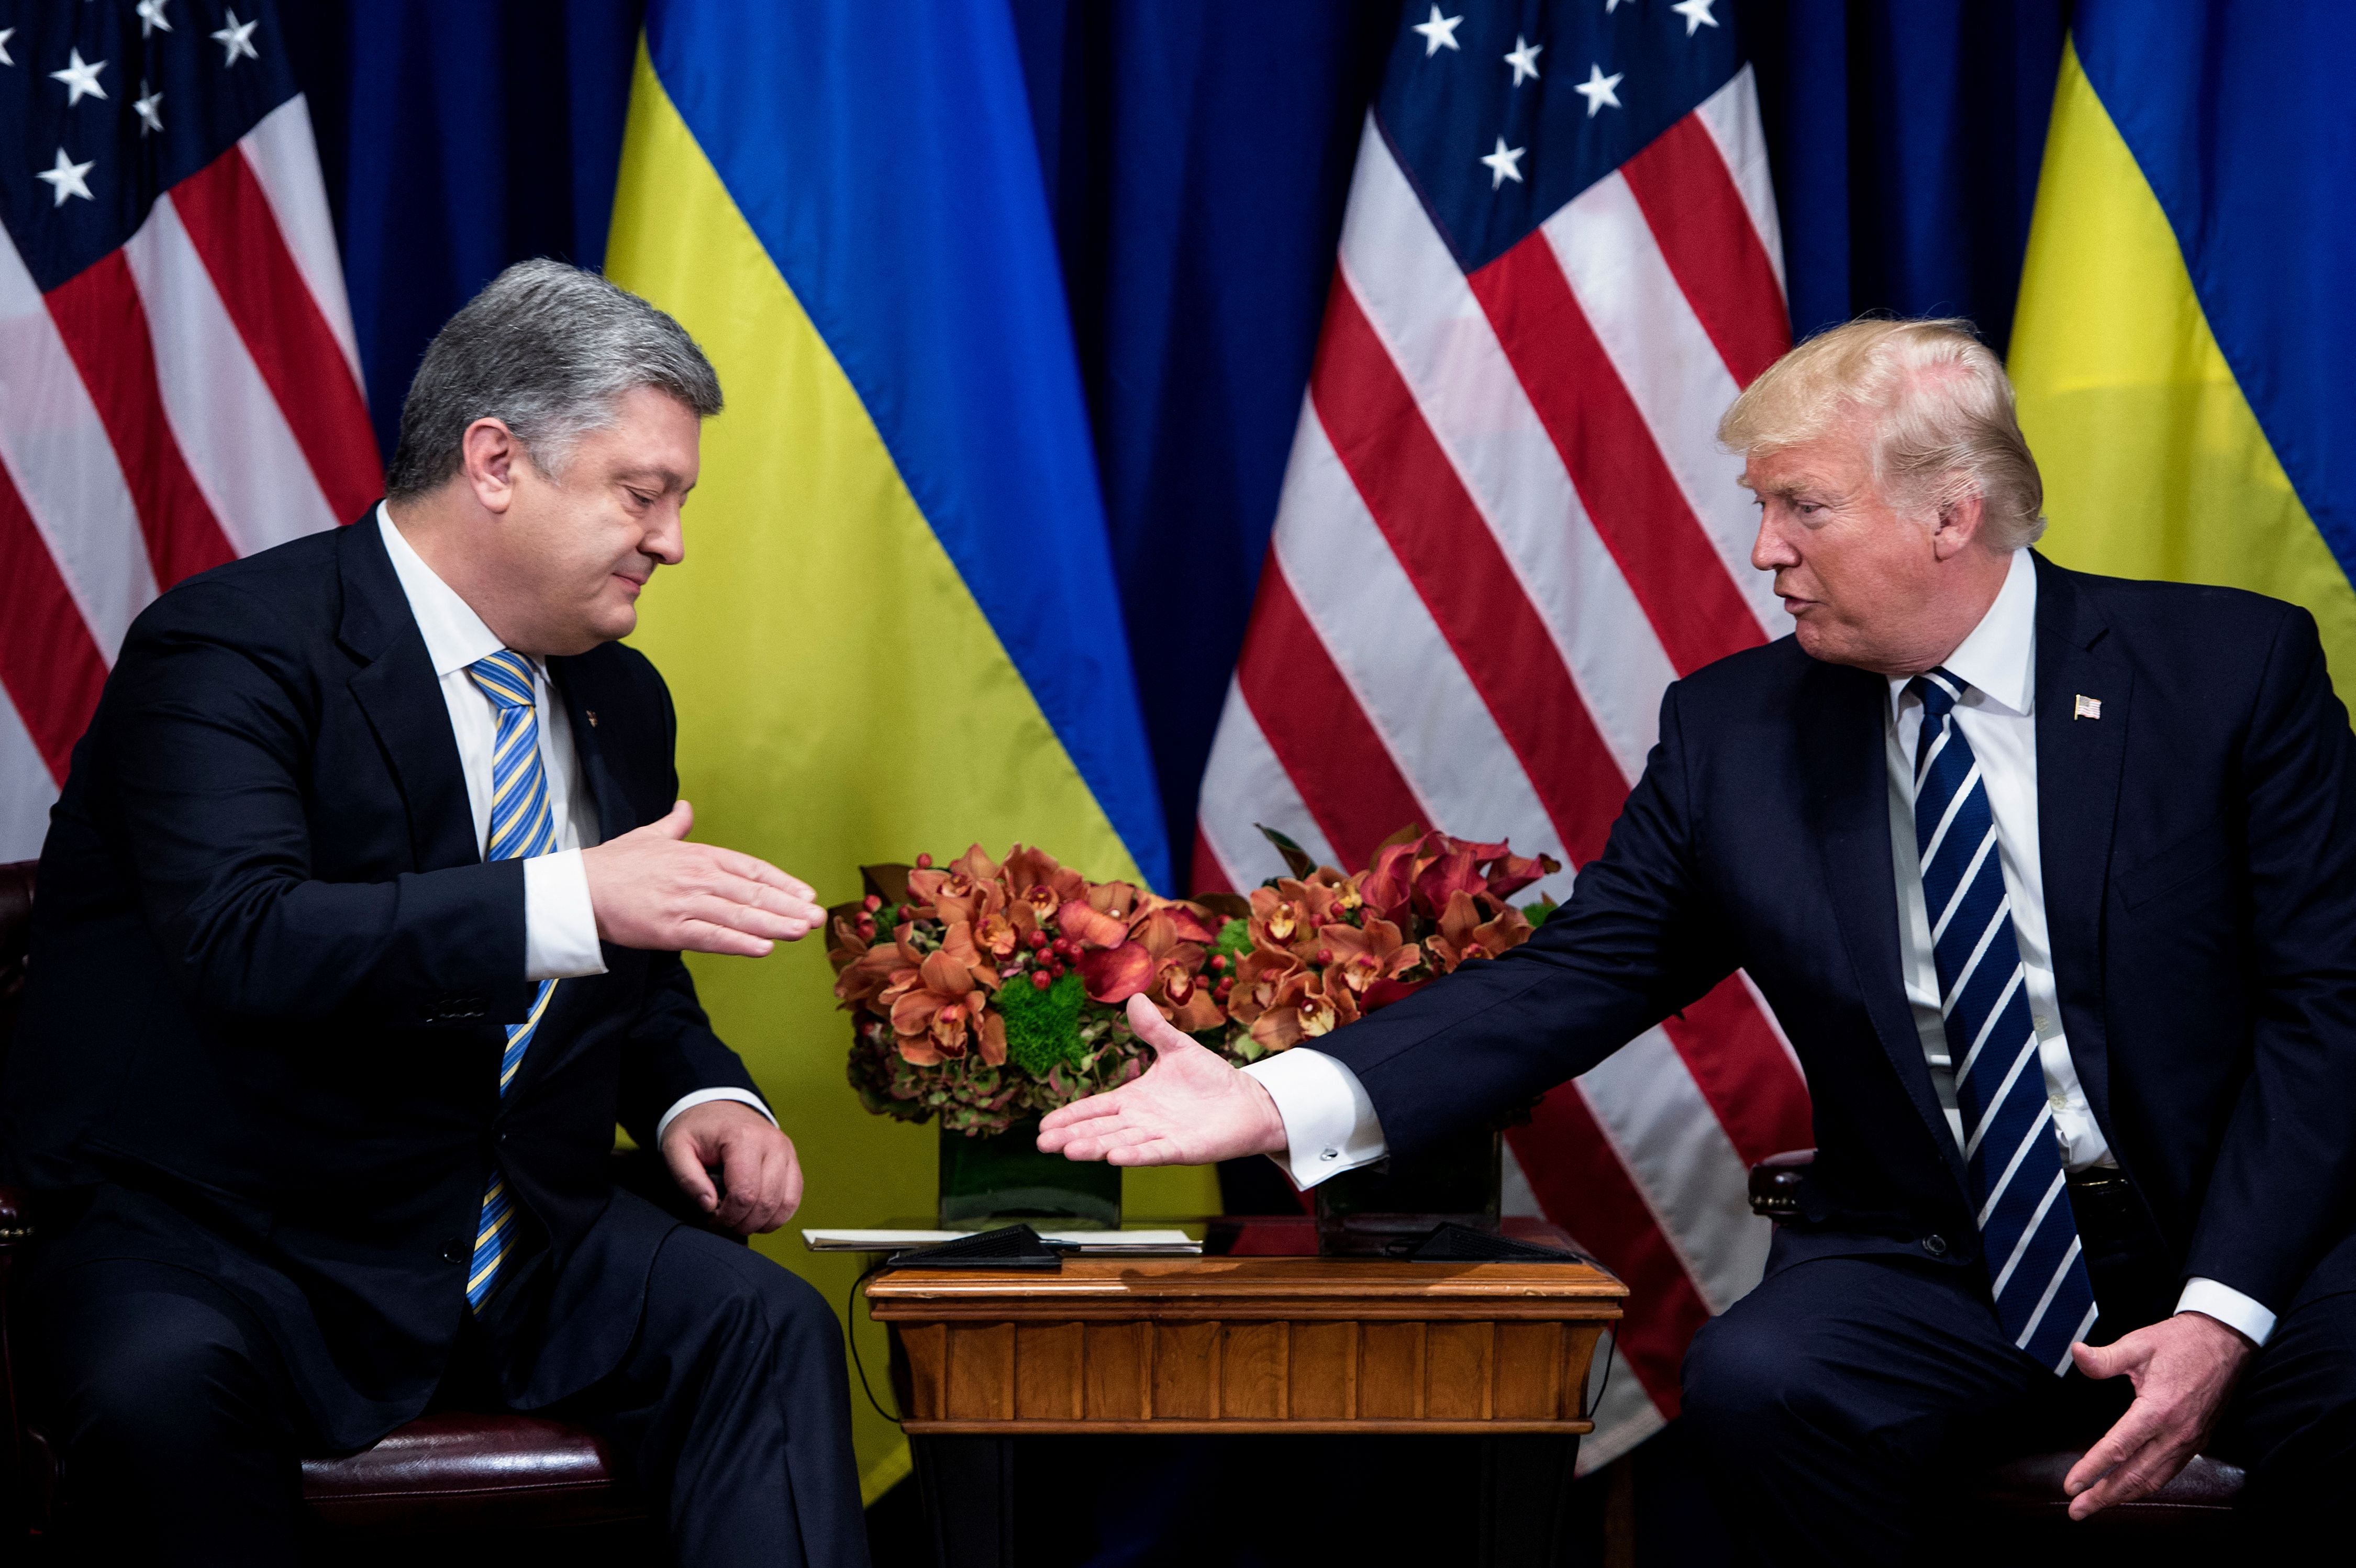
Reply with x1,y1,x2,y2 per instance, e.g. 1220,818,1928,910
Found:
1006,0,1395,868
1745,0,2068,352
282,1,647,465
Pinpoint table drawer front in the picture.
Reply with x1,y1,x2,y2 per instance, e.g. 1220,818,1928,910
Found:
895,1317,1603,1432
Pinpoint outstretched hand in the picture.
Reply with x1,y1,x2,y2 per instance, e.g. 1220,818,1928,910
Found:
581,799,824,958
1036,994,1291,1167
2062,1311,2254,1519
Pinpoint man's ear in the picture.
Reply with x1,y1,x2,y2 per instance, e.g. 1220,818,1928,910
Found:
460,417,521,516
1930,487,1986,561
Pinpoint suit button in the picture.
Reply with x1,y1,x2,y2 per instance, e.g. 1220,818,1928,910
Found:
439,1237,467,1265
498,1132,511,1146
1921,1234,1949,1257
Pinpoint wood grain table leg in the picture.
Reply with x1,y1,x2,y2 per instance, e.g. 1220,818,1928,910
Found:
912,1434,1014,1568
1480,1433,1581,1567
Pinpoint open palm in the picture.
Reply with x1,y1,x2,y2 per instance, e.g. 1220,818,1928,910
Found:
1036,995,1288,1166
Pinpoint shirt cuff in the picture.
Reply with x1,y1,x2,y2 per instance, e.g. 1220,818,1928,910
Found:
1239,1047,1387,1190
653,1088,776,1149
523,849,608,981
2177,1277,2276,1347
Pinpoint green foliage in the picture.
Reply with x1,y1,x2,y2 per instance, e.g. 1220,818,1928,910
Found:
997,970,1087,1077
1255,822,1317,879
1522,894,1560,926
1214,917,1253,961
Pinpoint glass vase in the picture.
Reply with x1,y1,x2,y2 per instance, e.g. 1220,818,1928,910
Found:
937,1118,1122,1230
1314,1129,1501,1255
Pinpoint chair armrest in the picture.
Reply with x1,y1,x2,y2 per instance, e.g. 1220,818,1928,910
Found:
1748,1149,1817,1219
0,1183,31,1517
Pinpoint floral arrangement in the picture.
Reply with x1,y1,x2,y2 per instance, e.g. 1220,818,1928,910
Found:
830,829,1560,1137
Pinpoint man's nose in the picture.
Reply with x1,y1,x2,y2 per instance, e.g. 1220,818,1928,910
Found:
646,509,686,566
1751,513,1797,572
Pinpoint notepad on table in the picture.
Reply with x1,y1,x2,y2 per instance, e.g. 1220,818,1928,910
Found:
801,1227,1201,1255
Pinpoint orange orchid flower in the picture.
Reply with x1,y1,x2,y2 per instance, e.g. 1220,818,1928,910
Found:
975,910,1020,961
887,950,990,1062
937,920,1002,989
1316,915,1422,996
1055,898,1131,950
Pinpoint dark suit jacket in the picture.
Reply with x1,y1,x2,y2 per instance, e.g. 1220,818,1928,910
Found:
0,514,765,1449
1326,554,2356,1318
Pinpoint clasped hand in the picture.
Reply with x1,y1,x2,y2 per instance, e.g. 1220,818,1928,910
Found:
582,799,824,957
660,1099,803,1235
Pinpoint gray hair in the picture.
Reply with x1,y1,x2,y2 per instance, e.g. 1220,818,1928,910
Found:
1718,317,2046,550
385,259,722,502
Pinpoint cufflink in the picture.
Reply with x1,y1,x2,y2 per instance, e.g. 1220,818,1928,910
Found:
1320,1147,1340,1161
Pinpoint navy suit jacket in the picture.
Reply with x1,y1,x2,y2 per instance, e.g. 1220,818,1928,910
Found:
0,515,764,1447
1325,555,2356,1317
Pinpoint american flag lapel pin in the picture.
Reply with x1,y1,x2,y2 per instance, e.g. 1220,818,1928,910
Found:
2073,694,2102,721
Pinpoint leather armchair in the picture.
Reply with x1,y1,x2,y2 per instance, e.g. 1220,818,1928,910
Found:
0,860,650,1544
1748,1148,2243,1538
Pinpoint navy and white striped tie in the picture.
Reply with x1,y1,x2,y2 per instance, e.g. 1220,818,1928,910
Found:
462,650,560,1310
1910,666,2098,1373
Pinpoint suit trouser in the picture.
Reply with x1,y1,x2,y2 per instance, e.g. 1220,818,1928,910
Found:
1680,1242,2356,1565
35,1226,870,1567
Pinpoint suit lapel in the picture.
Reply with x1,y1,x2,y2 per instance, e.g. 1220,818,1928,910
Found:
508,652,635,1098
548,652,636,847
1799,657,1969,1191
2030,554,2131,1141
337,518,480,873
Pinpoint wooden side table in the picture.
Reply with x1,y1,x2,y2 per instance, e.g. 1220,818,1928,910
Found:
865,1221,1624,1566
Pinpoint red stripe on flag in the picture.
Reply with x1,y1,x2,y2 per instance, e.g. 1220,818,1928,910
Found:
46,252,238,592
1510,1088,1711,1414
1468,237,1762,677
1233,558,1426,872
0,463,110,782
1620,116,1791,390
1660,975,1813,1170
171,148,382,521
1310,276,1628,865
1188,828,1236,896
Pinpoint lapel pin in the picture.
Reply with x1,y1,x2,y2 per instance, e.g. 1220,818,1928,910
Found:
2073,695,2102,721
585,709,599,728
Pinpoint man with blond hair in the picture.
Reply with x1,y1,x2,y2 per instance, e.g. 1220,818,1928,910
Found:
1040,318,2356,1556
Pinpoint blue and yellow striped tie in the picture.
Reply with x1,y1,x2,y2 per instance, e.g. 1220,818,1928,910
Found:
464,650,559,1310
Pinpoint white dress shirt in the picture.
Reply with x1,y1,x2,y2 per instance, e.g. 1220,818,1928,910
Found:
1250,546,2273,1344
377,506,771,1146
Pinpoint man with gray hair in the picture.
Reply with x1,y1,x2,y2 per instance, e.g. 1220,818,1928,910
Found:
1040,317,2356,1555
3,261,866,1564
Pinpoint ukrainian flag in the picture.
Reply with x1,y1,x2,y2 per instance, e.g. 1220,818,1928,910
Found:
2011,2,2356,685
604,1,1217,1498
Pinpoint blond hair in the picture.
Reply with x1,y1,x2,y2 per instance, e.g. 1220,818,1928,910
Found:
1718,318,2046,549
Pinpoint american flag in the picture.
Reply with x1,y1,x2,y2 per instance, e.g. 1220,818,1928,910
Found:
1193,0,1812,1467
0,0,372,859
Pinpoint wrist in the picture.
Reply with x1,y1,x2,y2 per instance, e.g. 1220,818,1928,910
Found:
2177,1308,2259,1358
1242,1073,1288,1158
577,841,615,940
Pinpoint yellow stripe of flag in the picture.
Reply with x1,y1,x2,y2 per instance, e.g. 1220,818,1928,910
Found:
2010,40,2356,688
604,40,1219,1503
